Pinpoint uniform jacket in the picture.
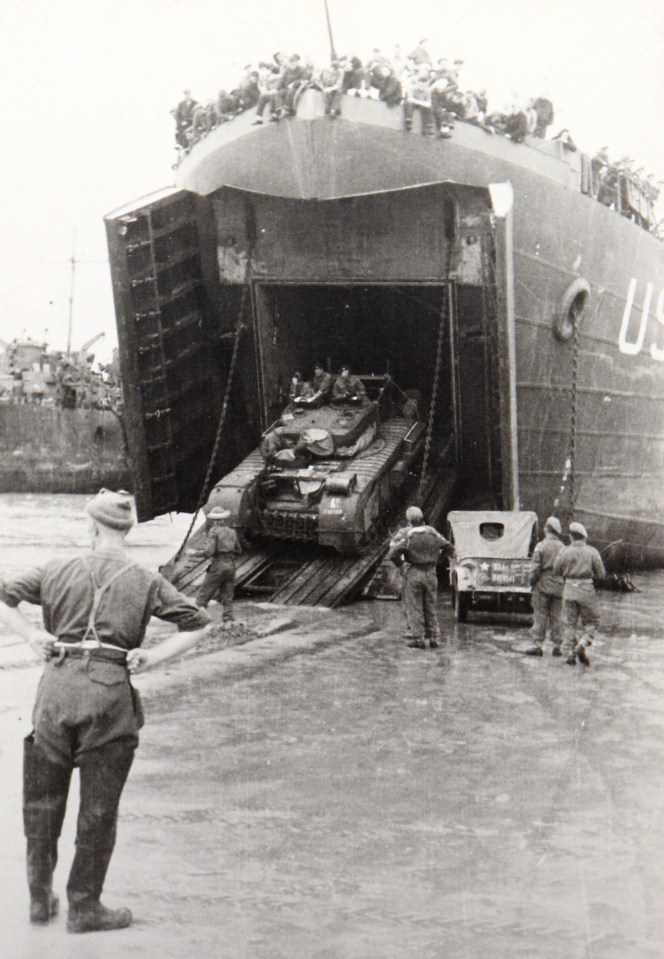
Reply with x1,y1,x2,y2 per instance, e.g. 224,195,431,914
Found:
553,540,606,602
530,534,564,597
313,369,333,398
0,546,209,649
332,374,365,400
203,525,242,560
388,524,450,567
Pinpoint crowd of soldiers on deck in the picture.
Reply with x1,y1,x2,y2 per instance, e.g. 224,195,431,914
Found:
172,39,662,236
590,147,661,233
171,41,555,154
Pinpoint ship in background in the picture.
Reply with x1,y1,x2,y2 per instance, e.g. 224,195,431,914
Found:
0,336,131,494
104,59,664,571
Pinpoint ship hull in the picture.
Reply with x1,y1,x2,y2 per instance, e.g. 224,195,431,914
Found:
0,405,131,494
106,91,664,569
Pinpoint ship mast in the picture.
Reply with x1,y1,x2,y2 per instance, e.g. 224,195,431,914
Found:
323,0,338,60
66,230,76,357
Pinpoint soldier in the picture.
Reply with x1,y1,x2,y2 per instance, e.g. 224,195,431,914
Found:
331,365,366,403
310,362,333,404
252,61,283,124
261,424,288,463
553,521,606,666
314,58,343,118
0,489,211,933
172,89,198,148
525,516,564,657
195,507,242,622
388,506,450,649
276,53,307,118
402,66,434,137
289,371,306,402
532,95,554,138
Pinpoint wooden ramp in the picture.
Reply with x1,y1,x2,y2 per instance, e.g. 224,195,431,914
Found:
270,544,388,608
162,527,280,598
162,466,458,608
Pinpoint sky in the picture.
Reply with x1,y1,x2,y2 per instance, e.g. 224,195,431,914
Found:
0,0,662,362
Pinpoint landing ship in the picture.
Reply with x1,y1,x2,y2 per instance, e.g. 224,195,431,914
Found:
106,76,664,572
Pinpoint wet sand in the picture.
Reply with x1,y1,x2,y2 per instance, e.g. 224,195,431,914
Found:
0,495,663,958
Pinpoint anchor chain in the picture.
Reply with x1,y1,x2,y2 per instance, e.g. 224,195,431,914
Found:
568,310,580,518
418,289,447,499
554,308,580,521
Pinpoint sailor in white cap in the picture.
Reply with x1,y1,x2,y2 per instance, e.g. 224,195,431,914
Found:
525,516,564,657
196,506,242,621
0,488,211,932
553,521,606,665
388,506,451,649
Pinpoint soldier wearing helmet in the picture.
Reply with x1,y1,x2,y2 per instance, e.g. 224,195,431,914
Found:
195,507,242,622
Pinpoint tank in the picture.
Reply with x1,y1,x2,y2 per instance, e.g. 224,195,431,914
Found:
206,374,424,554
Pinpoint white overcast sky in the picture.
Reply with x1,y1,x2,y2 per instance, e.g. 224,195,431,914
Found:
0,0,662,361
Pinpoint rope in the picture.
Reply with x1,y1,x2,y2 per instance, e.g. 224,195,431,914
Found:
418,289,447,499
173,264,253,562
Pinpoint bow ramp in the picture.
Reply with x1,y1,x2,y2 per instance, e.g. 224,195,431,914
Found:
163,467,457,608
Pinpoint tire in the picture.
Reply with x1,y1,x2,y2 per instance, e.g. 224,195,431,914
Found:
453,588,469,623
553,278,590,342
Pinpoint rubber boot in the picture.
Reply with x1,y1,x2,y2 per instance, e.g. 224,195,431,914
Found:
67,847,132,933
27,841,60,924
23,735,72,924
66,739,134,932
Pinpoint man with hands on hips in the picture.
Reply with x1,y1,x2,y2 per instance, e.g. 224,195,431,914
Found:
0,488,211,934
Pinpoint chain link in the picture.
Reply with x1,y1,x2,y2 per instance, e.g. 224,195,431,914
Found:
568,310,580,518
418,290,447,498
554,310,579,521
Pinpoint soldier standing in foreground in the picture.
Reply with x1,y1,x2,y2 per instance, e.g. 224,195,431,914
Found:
0,489,211,933
195,507,243,622
388,506,450,649
553,521,606,666
525,516,564,657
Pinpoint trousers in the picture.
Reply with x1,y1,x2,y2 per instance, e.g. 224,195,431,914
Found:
561,595,600,652
24,656,140,907
402,566,440,640
403,101,434,135
24,732,135,907
197,558,236,618
530,590,562,648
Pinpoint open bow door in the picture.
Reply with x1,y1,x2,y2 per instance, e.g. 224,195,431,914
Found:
105,188,223,520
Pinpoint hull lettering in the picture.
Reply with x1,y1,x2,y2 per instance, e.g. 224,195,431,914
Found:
618,279,664,360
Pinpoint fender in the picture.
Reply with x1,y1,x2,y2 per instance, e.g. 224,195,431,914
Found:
553,278,591,342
